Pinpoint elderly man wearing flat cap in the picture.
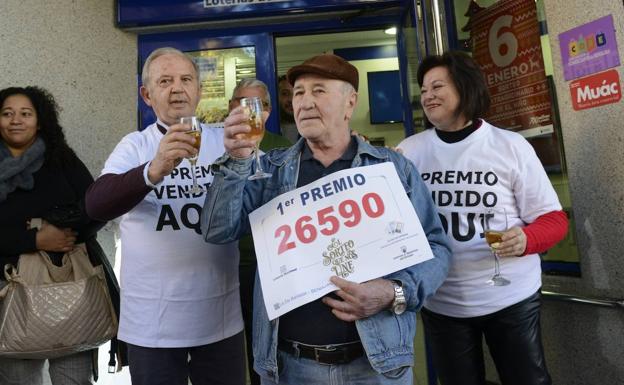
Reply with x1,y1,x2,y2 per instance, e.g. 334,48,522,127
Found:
201,53,450,385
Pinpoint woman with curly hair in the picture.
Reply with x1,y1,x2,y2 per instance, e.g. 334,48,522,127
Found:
0,86,105,385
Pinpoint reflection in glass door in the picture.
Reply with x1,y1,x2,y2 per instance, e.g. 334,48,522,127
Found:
138,32,276,132
445,0,580,274
186,47,257,124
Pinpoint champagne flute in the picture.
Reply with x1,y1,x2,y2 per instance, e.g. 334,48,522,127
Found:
240,97,272,180
180,116,204,194
483,208,511,286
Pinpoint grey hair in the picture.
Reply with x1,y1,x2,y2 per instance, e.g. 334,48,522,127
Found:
141,47,200,88
342,81,356,95
232,78,271,109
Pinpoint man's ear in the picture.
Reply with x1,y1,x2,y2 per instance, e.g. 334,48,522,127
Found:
345,91,358,120
349,92,358,108
140,85,153,107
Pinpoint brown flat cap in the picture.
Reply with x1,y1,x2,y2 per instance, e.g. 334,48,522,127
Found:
287,53,359,91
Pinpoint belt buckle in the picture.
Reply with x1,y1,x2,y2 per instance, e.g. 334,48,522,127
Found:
314,345,338,365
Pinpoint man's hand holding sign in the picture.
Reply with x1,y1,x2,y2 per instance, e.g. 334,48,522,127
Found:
324,277,395,322
249,162,435,320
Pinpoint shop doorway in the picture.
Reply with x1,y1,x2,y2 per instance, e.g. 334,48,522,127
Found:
275,29,406,147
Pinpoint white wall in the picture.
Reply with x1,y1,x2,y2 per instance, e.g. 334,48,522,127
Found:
0,0,136,176
537,0,624,383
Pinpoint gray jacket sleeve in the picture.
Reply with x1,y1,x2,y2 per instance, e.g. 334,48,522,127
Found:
201,154,256,243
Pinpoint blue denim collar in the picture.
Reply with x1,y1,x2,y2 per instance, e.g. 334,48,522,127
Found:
265,135,387,168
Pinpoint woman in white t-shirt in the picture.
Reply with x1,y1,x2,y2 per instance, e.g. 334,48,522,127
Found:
398,51,568,385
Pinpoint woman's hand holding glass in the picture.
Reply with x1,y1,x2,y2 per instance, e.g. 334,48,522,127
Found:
483,208,511,286
482,209,529,286
490,226,527,258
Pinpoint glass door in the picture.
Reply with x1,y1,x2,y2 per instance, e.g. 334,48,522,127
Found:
440,0,580,274
396,5,437,385
397,0,427,138
138,32,278,133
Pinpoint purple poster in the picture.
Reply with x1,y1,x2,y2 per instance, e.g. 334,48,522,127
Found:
558,15,620,81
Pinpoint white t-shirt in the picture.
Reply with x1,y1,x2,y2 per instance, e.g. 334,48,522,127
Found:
101,122,242,347
398,121,561,317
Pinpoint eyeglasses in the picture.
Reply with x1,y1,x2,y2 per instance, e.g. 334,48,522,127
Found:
232,96,269,108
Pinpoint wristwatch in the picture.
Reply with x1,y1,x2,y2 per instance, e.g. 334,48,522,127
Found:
390,280,407,315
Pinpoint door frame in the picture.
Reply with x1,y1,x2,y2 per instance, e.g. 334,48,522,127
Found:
137,9,417,135
136,3,437,140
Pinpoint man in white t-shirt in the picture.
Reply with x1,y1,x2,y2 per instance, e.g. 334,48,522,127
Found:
86,47,245,385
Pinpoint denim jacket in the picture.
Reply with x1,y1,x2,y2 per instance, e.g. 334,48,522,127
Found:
202,137,450,381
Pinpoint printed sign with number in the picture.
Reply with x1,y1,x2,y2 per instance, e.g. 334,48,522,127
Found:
249,162,434,320
471,0,553,136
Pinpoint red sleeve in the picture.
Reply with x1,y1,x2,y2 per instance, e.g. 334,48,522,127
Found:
85,163,152,221
522,210,569,255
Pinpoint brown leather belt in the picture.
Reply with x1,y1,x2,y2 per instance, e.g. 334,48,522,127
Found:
277,338,364,365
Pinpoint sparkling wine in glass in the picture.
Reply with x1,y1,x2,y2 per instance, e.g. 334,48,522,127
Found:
180,116,204,194
240,97,272,180
483,208,511,286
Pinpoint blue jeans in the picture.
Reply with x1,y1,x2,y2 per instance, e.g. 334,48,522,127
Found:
260,350,413,385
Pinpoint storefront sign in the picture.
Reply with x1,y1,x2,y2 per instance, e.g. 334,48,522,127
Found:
559,15,620,81
570,69,621,111
204,0,288,7
471,0,553,136
249,163,434,320
118,0,402,28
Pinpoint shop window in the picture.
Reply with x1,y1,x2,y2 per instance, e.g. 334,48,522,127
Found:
186,47,256,123
367,70,403,124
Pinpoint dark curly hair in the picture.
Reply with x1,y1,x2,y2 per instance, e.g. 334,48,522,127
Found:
0,86,76,166
417,51,491,128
